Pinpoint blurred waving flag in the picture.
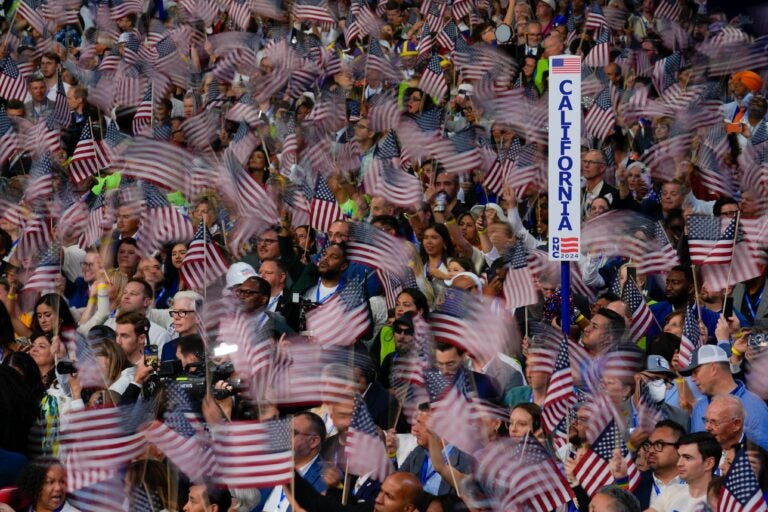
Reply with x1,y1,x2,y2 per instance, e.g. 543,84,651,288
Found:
69,122,110,184
306,277,371,346
542,335,577,434
574,417,639,497
213,418,293,488
180,221,229,291
502,241,538,309
428,384,484,455
621,277,654,343
24,244,61,294
345,394,391,481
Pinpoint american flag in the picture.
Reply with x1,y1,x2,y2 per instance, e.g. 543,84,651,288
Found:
179,0,220,26
16,211,52,261
542,335,577,434
0,58,33,101
364,157,423,208
416,20,433,61
25,116,63,157
345,394,391,481
585,87,615,141
476,436,574,512
718,448,768,512
59,407,147,490
636,379,664,432
226,93,262,127
55,197,89,244
226,0,253,29
422,0,445,33
502,242,538,309
212,418,294,488
136,184,194,256
24,244,61,294
368,94,402,133
0,108,20,167
584,42,610,67
293,0,336,29
436,127,482,175
310,175,343,233
205,79,225,109
418,54,447,103
483,155,512,195
143,420,215,483
114,137,193,196
15,1,48,35
366,38,399,81
655,0,682,21
550,56,582,74
428,384,484,455
621,277,653,343
69,123,110,184
574,417,639,497
180,221,229,291
637,222,680,275
267,341,357,406
110,0,143,19
347,221,412,279
23,152,55,209
133,85,153,135
376,268,419,310
688,215,740,265
68,477,126,512
52,75,71,128
436,20,460,51
216,310,273,401
283,183,311,228
305,277,371,346
80,191,110,250
429,289,508,365
679,300,700,368
652,52,682,95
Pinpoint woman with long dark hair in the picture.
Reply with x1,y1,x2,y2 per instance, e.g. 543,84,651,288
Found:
29,294,77,339
16,457,80,511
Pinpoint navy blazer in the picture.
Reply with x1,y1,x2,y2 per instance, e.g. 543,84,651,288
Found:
252,456,327,512
632,470,655,510
397,445,473,496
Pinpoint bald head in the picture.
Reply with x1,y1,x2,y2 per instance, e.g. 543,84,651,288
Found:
709,394,744,421
375,472,423,512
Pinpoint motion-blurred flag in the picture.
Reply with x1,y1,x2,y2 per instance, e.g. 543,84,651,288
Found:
180,222,229,291
306,278,371,346
310,175,343,233
345,394,391,481
542,335,577,434
621,277,653,343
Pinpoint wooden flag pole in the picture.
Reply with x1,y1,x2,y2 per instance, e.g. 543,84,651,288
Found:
440,438,462,498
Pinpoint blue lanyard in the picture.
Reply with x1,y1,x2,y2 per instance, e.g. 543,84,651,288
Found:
420,454,438,483
745,289,762,321
315,282,338,304
267,294,281,311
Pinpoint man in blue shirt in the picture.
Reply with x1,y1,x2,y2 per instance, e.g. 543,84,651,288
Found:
680,345,768,452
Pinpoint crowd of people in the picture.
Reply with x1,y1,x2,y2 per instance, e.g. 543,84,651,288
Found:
0,0,767,510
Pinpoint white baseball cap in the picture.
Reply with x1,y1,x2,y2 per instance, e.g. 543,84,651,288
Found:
225,262,257,290
679,345,729,376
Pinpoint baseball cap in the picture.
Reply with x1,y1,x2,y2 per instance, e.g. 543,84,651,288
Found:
470,203,508,224
393,312,415,332
679,345,729,376
645,355,676,378
538,0,556,10
225,262,257,290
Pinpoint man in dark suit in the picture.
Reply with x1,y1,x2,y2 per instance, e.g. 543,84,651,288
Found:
434,342,501,402
255,411,328,511
581,149,619,218
632,420,686,510
397,404,473,496
513,21,544,62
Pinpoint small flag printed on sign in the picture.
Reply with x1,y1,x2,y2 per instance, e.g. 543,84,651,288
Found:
551,57,581,74
559,237,579,254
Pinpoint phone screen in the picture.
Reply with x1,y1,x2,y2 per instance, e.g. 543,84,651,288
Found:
144,344,159,368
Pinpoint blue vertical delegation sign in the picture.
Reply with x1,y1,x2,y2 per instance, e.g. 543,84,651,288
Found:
548,55,581,262
548,55,581,335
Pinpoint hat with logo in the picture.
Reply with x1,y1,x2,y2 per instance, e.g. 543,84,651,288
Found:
225,262,258,290
645,355,676,378
679,345,729,376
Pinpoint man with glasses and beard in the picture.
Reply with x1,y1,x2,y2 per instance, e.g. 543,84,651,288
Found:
633,420,687,509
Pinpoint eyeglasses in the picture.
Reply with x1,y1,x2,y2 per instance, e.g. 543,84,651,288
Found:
582,159,605,165
169,310,195,318
393,328,414,336
720,209,740,217
701,417,736,428
235,288,262,297
256,238,278,245
640,440,676,452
